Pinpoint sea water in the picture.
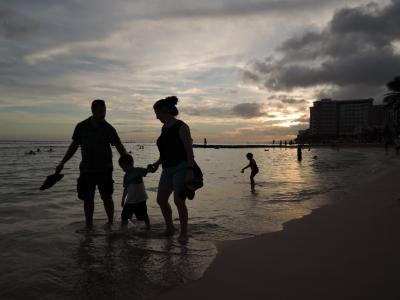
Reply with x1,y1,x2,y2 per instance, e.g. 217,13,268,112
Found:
0,141,397,299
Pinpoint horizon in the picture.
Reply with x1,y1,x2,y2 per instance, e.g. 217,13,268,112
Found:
1,0,398,142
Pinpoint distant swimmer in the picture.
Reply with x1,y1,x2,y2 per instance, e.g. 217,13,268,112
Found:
48,147,54,153
297,144,302,161
313,155,318,159
26,150,36,155
241,152,259,193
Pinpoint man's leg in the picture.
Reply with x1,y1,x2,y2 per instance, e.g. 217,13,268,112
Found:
84,201,94,228
103,198,114,224
98,172,115,225
77,173,96,228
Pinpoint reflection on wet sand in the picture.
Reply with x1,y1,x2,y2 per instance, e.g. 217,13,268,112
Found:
70,224,216,300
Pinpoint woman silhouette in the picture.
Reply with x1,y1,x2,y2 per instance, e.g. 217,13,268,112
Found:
150,96,194,243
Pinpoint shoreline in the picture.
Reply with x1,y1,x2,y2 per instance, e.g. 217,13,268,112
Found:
193,143,385,149
156,164,400,299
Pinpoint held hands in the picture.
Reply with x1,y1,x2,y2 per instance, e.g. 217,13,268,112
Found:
55,163,64,174
147,163,159,173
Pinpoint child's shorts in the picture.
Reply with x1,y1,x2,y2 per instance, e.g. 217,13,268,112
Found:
121,201,148,221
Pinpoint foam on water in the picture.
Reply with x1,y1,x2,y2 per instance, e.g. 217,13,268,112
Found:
0,141,398,299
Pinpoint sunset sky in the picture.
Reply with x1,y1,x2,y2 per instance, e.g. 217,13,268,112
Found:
1,0,399,143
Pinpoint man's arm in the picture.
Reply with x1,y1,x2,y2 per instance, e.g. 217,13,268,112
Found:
115,143,127,156
121,188,127,207
56,141,79,173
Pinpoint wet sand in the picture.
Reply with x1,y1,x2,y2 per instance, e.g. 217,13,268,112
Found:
157,166,400,300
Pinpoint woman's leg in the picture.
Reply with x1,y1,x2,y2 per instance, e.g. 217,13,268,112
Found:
173,186,188,241
156,184,175,234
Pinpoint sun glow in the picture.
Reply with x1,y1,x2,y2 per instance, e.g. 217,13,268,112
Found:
276,121,301,127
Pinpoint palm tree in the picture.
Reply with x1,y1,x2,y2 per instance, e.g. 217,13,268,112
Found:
384,76,400,135
383,76,400,110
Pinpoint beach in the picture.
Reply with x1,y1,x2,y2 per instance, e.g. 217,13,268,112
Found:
1,142,398,299
157,165,400,300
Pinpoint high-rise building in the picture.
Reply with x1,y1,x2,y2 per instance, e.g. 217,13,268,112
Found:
310,99,339,137
309,98,375,138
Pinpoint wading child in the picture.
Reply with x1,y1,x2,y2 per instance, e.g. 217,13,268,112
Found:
241,153,259,191
119,154,154,230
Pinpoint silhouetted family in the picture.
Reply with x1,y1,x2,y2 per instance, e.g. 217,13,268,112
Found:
55,97,197,243
54,97,257,243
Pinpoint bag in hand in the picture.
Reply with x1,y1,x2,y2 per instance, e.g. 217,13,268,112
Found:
185,161,203,200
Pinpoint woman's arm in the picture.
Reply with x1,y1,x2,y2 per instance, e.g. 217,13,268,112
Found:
150,158,161,172
179,123,194,167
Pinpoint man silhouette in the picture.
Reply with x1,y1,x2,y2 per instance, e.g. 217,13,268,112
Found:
56,99,127,228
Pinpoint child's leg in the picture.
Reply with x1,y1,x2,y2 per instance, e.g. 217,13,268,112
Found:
121,219,129,229
144,216,151,230
250,170,257,185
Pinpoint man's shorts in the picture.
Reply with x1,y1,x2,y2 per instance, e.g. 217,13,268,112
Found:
77,172,114,202
121,201,148,221
159,161,187,187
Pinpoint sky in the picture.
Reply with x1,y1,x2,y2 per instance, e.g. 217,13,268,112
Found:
0,0,399,143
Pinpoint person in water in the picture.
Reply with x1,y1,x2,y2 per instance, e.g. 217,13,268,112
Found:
119,154,154,230
150,96,195,243
55,99,127,228
241,153,259,192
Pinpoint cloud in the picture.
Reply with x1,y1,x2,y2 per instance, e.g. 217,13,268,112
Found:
271,95,307,105
182,102,267,119
0,0,382,141
0,8,36,38
233,123,308,139
242,0,400,99
232,102,266,118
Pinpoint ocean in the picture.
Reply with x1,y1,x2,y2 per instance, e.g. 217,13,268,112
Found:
0,141,397,300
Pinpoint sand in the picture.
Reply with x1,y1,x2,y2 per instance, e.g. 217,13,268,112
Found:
156,166,400,300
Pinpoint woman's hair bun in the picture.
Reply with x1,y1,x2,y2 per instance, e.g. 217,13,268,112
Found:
164,96,178,106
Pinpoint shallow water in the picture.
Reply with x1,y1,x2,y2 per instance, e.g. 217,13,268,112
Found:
0,142,397,299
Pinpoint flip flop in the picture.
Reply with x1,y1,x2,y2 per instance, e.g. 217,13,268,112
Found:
39,173,64,190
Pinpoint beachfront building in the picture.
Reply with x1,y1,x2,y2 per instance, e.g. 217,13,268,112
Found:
309,99,339,138
338,99,372,135
302,98,387,142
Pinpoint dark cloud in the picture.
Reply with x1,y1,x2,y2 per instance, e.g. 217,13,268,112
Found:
182,104,231,117
232,102,266,118
0,8,36,38
317,84,387,101
182,102,267,119
242,0,400,99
